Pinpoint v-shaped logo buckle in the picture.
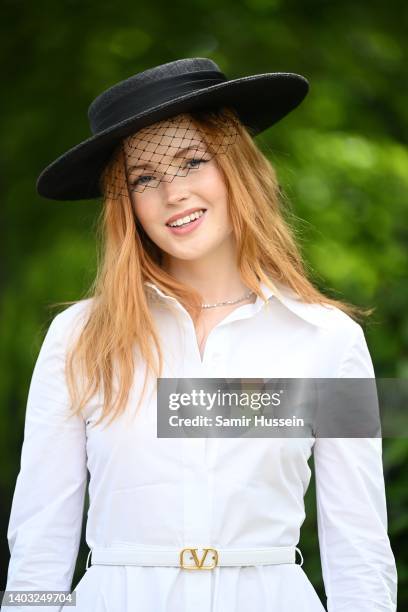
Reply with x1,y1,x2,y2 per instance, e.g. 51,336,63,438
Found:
180,547,219,570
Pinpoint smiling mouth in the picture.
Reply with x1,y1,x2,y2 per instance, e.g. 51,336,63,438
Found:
165,209,207,227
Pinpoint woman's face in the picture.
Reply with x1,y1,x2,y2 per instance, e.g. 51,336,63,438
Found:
123,114,234,264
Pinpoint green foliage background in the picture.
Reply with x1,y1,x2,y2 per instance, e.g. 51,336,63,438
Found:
1,0,407,608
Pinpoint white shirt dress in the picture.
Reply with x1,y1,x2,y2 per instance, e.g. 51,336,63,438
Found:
2,279,397,611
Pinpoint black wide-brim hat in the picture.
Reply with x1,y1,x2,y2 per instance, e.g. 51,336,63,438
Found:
36,57,309,201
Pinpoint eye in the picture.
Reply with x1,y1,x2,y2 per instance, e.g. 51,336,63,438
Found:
132,174,155,186
185,157,209,169
130,157,209,187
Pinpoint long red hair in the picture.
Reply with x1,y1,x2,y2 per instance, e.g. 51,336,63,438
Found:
51,107,373,428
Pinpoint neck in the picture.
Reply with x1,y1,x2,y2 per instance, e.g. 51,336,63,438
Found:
161,237,253,304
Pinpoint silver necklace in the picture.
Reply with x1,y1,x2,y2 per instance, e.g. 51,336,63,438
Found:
201,289,255,309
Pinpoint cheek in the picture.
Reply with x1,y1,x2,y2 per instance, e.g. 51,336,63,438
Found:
132,198,157,230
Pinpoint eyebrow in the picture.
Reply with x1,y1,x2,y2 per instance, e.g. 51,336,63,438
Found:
127,144,208,173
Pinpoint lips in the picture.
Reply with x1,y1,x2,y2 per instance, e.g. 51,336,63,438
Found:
165,207,207,226
166,208,207,235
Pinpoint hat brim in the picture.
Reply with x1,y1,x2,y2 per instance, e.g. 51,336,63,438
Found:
36,72,309,201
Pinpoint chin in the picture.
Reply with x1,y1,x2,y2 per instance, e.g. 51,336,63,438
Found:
173,252,207,261
166,246,212,261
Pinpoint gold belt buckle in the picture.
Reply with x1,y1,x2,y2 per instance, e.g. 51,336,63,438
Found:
180,547,219,570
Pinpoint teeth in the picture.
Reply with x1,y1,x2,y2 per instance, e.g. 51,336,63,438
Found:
168,209,205,227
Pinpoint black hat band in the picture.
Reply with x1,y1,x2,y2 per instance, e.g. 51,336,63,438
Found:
90,70,228,134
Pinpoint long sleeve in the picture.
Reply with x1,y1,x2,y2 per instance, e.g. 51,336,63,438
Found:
1,313,88,611
313,324,398,611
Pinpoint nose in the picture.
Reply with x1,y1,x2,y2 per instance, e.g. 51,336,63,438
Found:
161,173,190,205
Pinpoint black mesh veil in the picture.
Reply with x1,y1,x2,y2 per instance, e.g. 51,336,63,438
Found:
101,112,240,198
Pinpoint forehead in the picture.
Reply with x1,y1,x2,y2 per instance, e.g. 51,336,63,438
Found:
123,114,205,157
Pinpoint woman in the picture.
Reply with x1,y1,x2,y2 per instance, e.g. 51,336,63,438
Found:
2,58,397,611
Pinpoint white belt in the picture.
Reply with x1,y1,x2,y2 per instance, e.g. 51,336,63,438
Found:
86,545,303,571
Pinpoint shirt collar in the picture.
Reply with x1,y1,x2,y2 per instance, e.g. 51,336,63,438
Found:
267,280,332,329
144,278,332,329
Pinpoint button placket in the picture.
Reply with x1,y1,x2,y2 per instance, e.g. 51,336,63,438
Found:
161,296,261,610
181,331,216,612
182,433,213,611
